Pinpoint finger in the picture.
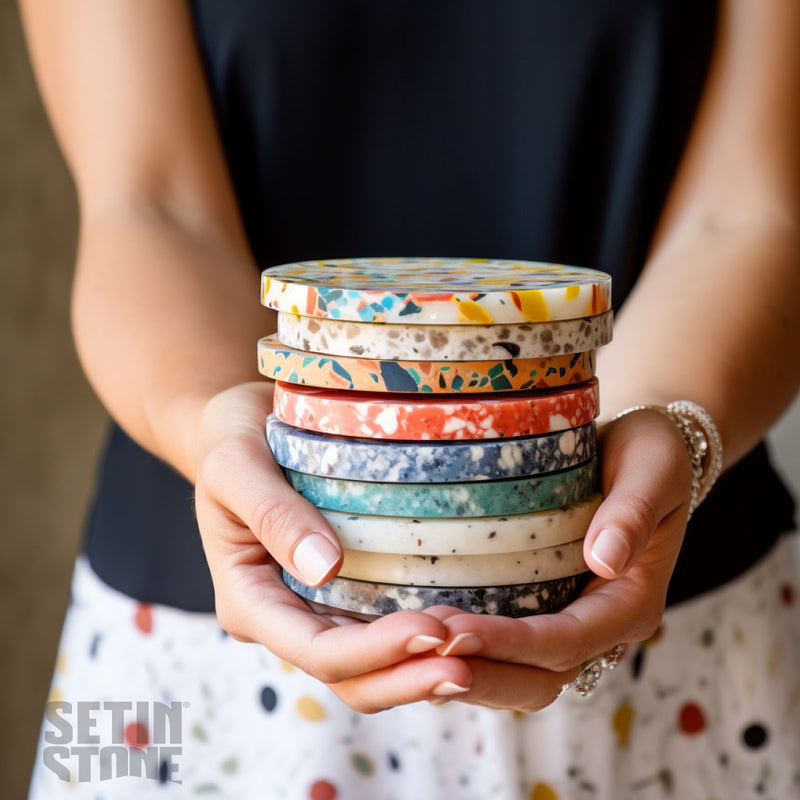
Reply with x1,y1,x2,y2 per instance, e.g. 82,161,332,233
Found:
585,409,692,579
197,504,452,683
440,657,581,713
197,427,342,587
332,656,473,714
417,605,467,624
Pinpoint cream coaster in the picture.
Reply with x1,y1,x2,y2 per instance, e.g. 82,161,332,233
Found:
338,538,587,586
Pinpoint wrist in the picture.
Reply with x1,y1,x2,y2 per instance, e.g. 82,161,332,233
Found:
610,401,723,517
156,380,275,483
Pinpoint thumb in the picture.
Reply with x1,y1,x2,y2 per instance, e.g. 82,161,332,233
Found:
584,409,692,579
197,423,342,588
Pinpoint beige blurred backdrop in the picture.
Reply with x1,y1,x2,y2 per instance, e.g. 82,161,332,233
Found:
3,3,800,798
2,4,107,797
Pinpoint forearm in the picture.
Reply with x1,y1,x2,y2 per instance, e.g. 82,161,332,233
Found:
73,200,273,482
599,0,800,470
19,0,275,481
599,219,800,469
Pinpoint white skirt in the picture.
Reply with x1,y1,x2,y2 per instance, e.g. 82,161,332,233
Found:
29,535,800,800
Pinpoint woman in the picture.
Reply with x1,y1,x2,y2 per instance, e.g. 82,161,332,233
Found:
23,1,800,797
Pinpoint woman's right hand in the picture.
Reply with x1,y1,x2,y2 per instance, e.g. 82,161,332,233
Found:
193,381,473,712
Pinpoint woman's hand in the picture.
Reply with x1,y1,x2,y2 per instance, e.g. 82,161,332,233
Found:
422,409,693,711
193,381,473,712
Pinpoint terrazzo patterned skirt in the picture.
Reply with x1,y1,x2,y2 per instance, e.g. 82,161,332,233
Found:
29,535,800,800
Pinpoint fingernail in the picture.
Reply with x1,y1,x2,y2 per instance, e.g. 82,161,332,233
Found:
293,532,340,585
440,633,484,657
406,635,447,654
432,681,470,697
427,698,451,707
591,528,631,576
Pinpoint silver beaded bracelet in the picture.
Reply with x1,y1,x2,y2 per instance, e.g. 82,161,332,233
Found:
610,401,723,518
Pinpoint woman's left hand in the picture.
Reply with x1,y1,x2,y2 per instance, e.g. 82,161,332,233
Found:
424,408,694,711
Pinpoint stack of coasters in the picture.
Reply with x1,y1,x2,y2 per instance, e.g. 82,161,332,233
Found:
259,257,612,617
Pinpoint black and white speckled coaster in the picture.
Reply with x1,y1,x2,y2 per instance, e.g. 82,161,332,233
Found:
283,570,589,618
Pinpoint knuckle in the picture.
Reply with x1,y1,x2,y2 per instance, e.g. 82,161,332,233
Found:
615,491,659,537
548,644,591,673
523,691,560,714
316,670,342,686
291,652,341,686
331,688,380,715
350,700,383,715
215,602,248,642
310,665,343,686
500,620,537,663
250,495,297,551
632,611,664,643
541,613,593,672
198,433,250,488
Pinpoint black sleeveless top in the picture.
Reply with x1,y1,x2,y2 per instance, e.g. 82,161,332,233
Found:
84,0,795,611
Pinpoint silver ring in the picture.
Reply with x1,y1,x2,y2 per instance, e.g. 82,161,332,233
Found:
560,644,625,698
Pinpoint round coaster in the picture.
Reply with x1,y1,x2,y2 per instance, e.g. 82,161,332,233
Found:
317,493,600,552
286,466,599,521
283,570,589,617
261,258,611,324
258,337,595,393
267,416,597,482
339,538,586,585
275,310,613,360
274,379,599,440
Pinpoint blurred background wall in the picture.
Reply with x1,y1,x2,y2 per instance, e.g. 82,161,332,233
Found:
2,2,800,798
1,4,107,797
